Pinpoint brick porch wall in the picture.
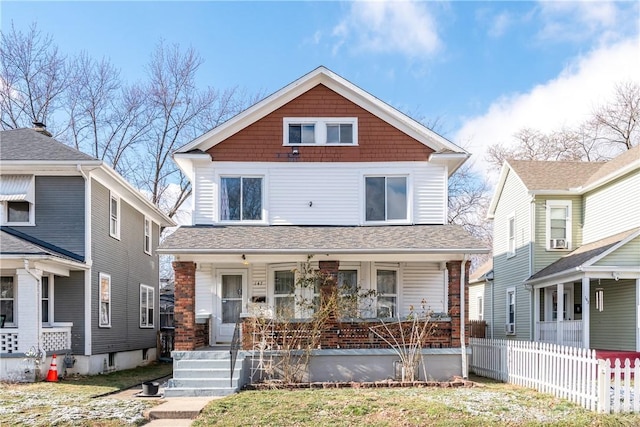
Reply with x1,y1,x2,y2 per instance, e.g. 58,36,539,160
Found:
173,261,197,351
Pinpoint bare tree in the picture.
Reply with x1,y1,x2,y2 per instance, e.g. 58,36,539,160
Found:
0,22,68,131
590,81,640,151
61,53,149,172
486,82,640,171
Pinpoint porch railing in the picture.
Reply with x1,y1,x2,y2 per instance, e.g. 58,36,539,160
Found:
1,323,73,354
536,320,583,348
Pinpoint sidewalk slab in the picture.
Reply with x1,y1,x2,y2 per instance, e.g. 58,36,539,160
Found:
144,397,218,420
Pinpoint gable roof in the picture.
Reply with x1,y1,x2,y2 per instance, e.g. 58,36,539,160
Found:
525,227,640,284
470,259,493,284
174,66,469,173
488,146,640,217
0,128,175,227
0,128,97,162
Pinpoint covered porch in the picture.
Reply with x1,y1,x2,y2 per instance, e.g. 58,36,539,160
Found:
0,228,87,381
528,228,640,351
159,224,487,391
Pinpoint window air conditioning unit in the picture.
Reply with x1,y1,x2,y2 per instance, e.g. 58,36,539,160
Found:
505,323,515,335
550,239,567,249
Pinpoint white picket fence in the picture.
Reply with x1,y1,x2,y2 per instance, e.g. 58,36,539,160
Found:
469,338,640,413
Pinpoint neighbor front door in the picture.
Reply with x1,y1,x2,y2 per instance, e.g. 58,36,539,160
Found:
216,271,246,343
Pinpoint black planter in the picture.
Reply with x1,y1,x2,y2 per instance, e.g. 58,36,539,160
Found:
142,381,159,396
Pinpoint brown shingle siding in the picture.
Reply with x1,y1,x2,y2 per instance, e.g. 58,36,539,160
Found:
208,84,433,162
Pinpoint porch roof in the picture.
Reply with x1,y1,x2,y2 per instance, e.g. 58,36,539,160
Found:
0,227,85,263
158,224,488,255
527,227,640,283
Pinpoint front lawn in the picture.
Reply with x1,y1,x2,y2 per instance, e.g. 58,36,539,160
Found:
194,377,640,427
0,362,172,426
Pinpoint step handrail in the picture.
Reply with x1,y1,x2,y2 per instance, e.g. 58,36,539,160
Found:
230,318,242,387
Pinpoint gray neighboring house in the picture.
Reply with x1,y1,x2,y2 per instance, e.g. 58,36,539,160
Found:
487,145,640,350
0,126,174,380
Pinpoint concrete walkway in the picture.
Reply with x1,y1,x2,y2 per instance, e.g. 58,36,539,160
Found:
109,380,220,426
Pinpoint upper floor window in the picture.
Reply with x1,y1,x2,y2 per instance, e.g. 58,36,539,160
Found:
109,192,120,239
284,117,358,146
507,212,516,258
365,176,408,222
546,200,571,250
0,175,35,226
220,177,263,221
144,217,152,255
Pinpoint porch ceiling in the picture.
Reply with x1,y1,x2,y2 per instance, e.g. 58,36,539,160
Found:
158,224,488,258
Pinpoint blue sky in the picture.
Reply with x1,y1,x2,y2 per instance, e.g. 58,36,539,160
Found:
3,1,639,176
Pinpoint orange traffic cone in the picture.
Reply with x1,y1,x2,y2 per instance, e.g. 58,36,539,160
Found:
45,354,59,382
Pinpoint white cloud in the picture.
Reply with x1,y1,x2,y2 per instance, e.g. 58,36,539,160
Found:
454,37,640,179
536,1,636,44
332,0,441,58
488,11,513,38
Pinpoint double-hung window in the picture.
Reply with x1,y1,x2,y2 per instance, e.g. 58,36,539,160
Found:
220,177,263,221
507,213,516,258
109,193,120,239
365,176,408,222
1,276,15,327
99,273,111,327
42,276,50,324
140,284,155,328
273,270,296,317
546,200,571,250
376,269,398,318
506,287,516,334
284,118,357,145
144,218,152,255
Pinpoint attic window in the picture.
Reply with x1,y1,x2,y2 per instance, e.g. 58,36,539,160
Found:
284,118,357,146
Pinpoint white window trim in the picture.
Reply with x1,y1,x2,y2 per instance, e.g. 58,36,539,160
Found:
545,200,572,251
268,264,300,317
477,295,483,321
99,272,111,328
507,212,516,258
375,267,399,319
2,200,35,226
41,274,53,325
109,192,121,240
140,284,155,328
219,175,266,223
144,217,152,255
363,175,411,225
283,117,358,146
506,287,516,335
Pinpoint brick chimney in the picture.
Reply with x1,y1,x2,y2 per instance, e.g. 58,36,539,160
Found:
33,121,52,137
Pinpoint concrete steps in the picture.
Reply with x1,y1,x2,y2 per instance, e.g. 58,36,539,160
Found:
163,350,245,397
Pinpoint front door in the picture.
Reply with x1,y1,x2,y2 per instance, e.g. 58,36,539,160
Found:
216,271,246,343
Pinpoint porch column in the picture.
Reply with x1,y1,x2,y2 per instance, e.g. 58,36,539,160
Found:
533,287,540,342
173,261,196,351
447,261,466,347
16,268,42,353
582,277,590,349
557,282,564,345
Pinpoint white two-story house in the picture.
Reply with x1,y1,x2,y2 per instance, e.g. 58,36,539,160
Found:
487,146,640,351
159,67,487,396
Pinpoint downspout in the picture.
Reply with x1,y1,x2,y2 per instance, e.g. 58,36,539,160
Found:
77,164,92,356
460,255,469,379
23,260,42,354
